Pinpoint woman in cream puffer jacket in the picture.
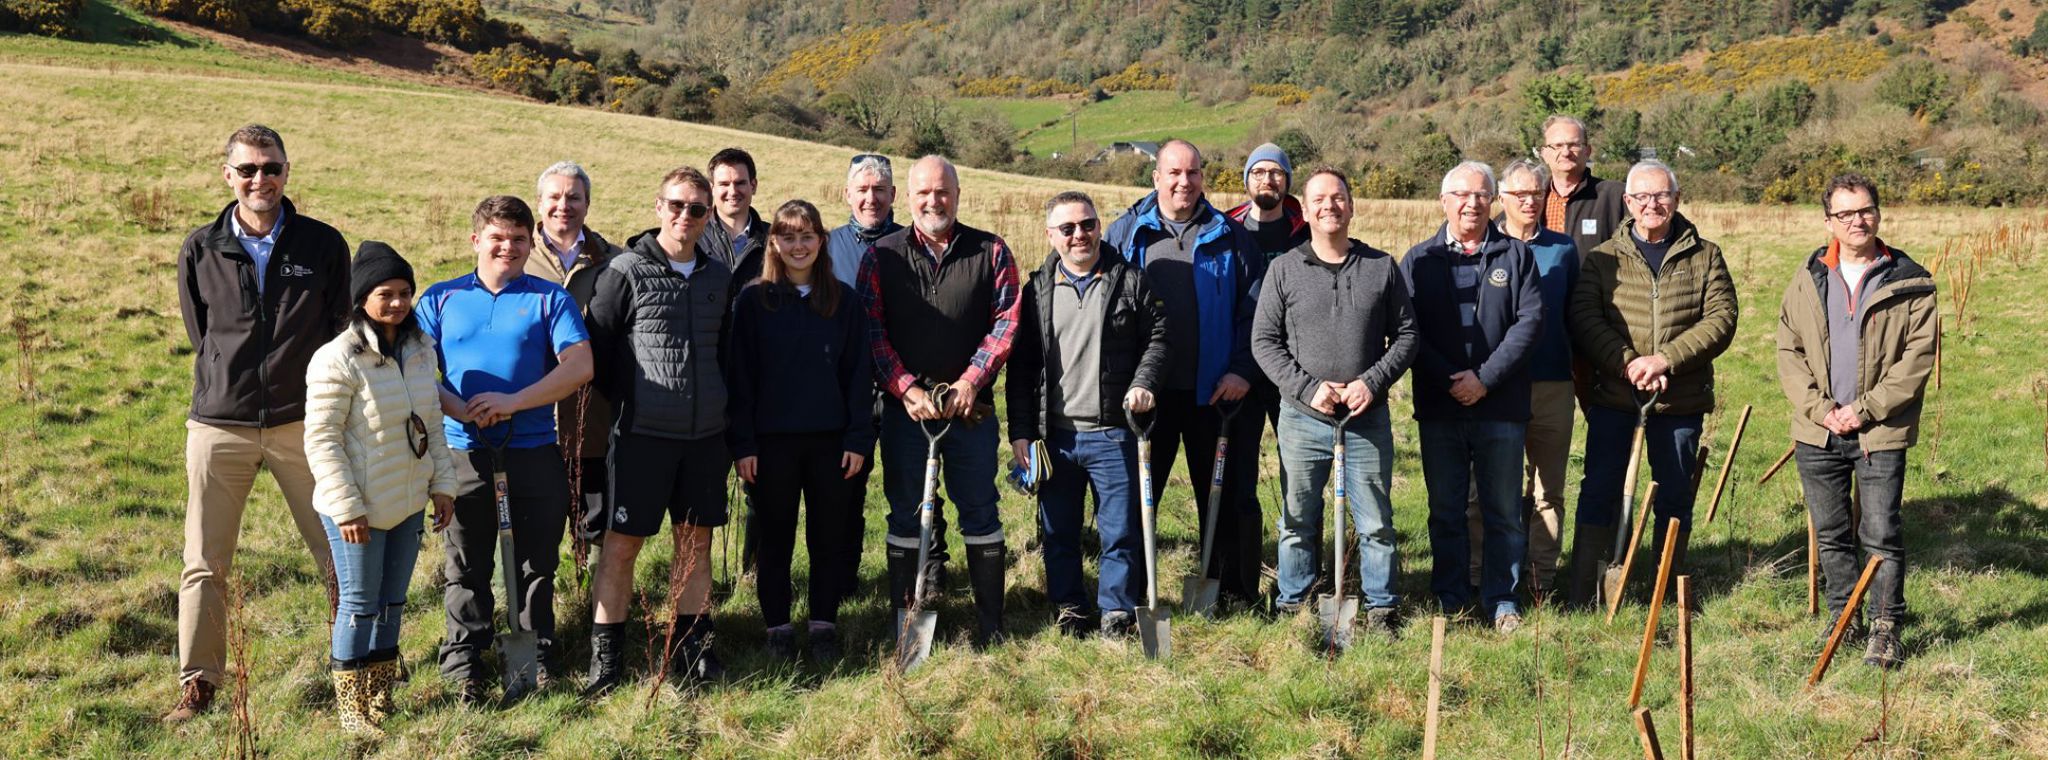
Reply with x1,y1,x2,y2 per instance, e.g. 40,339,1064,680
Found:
302,242,454,734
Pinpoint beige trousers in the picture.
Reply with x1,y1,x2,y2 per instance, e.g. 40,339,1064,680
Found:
178,420,336,686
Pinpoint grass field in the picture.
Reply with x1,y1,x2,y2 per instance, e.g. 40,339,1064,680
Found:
979,91,1286,158
4,23,2048,759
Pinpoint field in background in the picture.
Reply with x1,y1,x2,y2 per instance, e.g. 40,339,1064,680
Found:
2,32,2047,758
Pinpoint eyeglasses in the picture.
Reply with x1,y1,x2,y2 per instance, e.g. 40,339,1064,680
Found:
1248,168,1288,182
1626,191,1678,206
1049,218,1100,237
1827,206,1879,224
1443,190,1494,204
407,413,429,459
1500,190,1544,203
1541,142,1587,153
851,153,892,168
659,198,710,219
227,162,287,179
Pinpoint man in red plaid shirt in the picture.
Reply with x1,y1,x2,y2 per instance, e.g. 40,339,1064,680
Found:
856,155,1022,647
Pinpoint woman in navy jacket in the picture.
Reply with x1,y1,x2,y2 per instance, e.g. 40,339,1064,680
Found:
728,199,876,662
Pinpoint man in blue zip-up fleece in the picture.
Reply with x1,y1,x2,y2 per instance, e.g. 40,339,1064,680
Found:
1103,139,1267,614
1401,162,1544,632
824,153,903,599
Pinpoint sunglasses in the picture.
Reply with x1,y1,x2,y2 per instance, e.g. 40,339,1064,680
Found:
406,413,430,459
660,198,711,219
851,153,892,168
227,162,286,179
1050,218,1100,237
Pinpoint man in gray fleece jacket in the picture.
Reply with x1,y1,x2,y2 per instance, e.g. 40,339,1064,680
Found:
1252,168,1419,630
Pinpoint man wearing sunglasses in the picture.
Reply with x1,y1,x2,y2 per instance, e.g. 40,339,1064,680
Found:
168,124,349,723
583,166,737,689
1776,175,1936,670
1535,114,1628,256
1006,191,1168,638
1564,160,1737,607
1103,139,1268,614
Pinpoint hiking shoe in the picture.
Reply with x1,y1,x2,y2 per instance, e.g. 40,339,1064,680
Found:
1100,610,1136,639
1362,607,1400,636
1863,618,1903,670
162,679,216,723
808,626,842,663
764,627,798,661
1272,601,1305,619
1494,613,1524,634
455,678,489,707
1819,614,1865,650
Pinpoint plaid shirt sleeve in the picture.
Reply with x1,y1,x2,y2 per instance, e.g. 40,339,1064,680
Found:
858,246,918,399
955,236,1022,393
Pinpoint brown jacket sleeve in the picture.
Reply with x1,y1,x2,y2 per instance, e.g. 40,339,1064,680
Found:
1660,242,1738,374
1775,277,1832,427
1853,288,1939,425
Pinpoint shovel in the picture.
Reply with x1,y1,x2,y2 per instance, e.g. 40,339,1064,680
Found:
1600,389,1660,613
1129,407,1171,659
1181,401,1242,618
474,423,541,700
1316,408,1359,653
894,384,956,673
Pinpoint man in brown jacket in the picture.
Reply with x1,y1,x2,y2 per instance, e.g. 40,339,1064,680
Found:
528,161,621,565
1564,160,1737,607
1776,174,1936,669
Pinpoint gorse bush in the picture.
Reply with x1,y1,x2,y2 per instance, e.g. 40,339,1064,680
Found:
0,0,85,37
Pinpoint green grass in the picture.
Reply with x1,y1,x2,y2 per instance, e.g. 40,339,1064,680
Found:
4,30,2048,759
978,91,1286,157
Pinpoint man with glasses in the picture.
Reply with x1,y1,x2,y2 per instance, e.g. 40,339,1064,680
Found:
859,155,1023,648
1564,160,1737,607
825,153,904,597
1465,159,1581,597
1104,139,1268,615
1535,115,1628,256
1776,175,1936,669
1006,190,1168,638
417,196,594,703
526,161,622,572
582,167,737,690
1401,162,1544,631
168,124,348,722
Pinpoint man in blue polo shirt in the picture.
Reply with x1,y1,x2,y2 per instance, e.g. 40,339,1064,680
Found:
416,195,593,703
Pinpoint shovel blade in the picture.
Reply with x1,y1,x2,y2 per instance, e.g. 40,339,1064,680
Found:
497,630,541,700
1180,577,1220,619
1316,595,1359,653
1137,606,1172,659
893,609,937,672
1600,562,1625,608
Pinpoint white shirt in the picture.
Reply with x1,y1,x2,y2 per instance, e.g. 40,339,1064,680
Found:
796,283,813,296
230,208,285,295
1840,259,1871,296
668,258,698,277
546,229,586,273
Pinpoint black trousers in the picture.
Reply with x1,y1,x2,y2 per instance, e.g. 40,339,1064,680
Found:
1146,389,1267,603
752,432,859,626
1796,433,1908,622
438,445,568,682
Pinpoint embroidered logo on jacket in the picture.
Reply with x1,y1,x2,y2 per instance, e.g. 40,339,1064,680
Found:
1488,269,1510,287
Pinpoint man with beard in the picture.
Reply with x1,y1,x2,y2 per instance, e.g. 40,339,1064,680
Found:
1228,143,1309,433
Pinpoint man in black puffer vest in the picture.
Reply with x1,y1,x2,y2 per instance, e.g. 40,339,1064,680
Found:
582,166,735,693
857,155,1023,649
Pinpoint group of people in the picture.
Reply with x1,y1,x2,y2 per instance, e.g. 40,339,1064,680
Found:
163,116,1936,733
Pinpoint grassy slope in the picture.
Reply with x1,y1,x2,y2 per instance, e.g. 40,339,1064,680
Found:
3,26,2048,759
979,91,1287,157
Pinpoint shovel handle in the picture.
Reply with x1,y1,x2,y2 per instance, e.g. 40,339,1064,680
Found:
1607,481,1660,624
1703,405,1751,523
1330,410,1350,603
1614,424,1649,559
1195,433,1230,580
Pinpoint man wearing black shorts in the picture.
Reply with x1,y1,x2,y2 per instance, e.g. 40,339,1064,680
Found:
581,166,734,695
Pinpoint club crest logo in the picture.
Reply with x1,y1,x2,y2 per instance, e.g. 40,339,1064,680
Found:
1488,268,1509,287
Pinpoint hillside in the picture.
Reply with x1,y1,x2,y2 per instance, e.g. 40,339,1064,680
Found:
4,17,2048,759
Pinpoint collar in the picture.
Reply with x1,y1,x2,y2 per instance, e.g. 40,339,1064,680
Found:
229,204,286,243
847,213,900,240
1822,237,1893,270
1054,255,1100,284
913,224,957,259
542,227,586,257
1442,224,1493,254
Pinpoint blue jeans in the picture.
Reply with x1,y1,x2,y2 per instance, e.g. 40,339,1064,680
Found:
1419,419,1528,617
880,403,1003,543
1275,404,1398,608
1575,403,1703,533
1796,434,1908,621
1037,427,1140,614
322,511,424,662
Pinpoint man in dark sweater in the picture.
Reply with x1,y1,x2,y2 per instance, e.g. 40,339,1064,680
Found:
1103,139,1267,613
1007,191,1169,638
1252,168,1418,631
1401,162,1545,631
698,147,769,291
857,155,1023,648
1536,115,1628,256
168,124,348,722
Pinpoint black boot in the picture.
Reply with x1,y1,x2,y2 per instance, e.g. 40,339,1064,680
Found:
965,539,1007,648
1566,523,1618,610
886,542,920,611
670,614,726,683
582,622,625,699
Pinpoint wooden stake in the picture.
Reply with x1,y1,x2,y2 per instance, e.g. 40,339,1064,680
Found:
1689,443,1709,496
1607,482,1661,624
1423,615,1446,760
1806,511,1820,617
1634,707,1666,760
1756,442,1795,486
1678,576,1695,760
1703,405,1751,523
1630,519,1682,708
1810,555,1884,686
